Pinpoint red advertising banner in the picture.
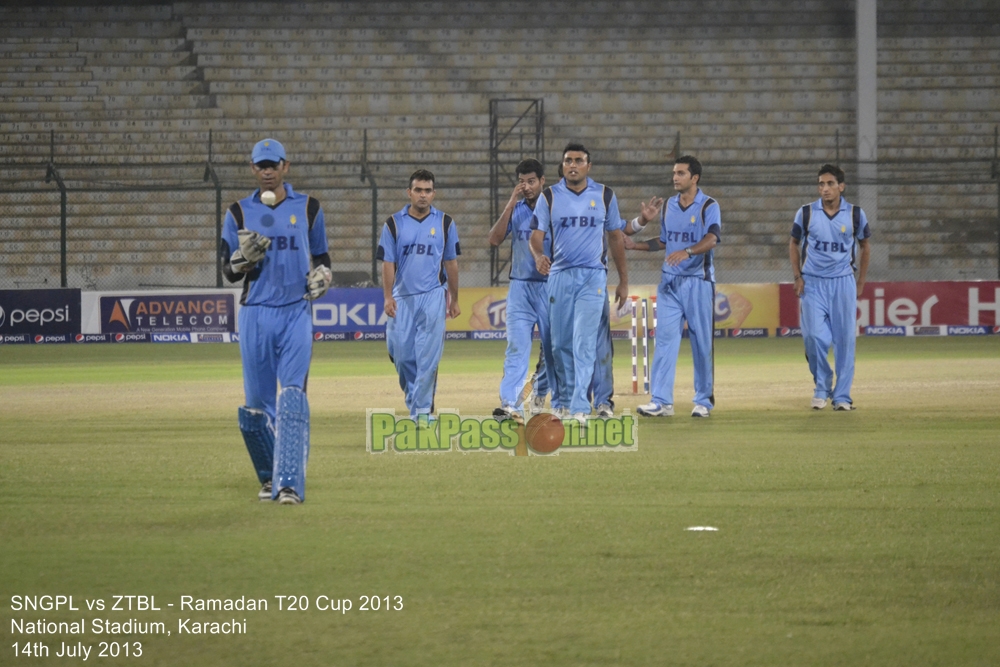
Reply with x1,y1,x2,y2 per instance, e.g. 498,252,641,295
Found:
779,281,1000,327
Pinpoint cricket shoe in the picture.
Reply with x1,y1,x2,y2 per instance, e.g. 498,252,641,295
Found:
554,407,570,419
276,487,302,505
691,405,711,418
833,402,855,411
637,402,674,417
596,404,614,418
529,395,547,414
492,406,524,424
258,480,273,502
571,412,589,428
811,397,828,410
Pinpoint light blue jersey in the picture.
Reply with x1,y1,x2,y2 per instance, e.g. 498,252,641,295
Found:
507,198,549,282
378,205,460,298
221,184,329,306
379,204,460,418
792,196,871,407
531,178,624,273
533,177,623,415
660,189,721,283
223,176,326,503
791,198,870,279
499,197,556,410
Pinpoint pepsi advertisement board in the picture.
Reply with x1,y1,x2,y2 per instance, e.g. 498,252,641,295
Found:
0,289,81,336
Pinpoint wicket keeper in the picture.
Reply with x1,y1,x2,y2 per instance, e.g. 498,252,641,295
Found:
221,138,332,505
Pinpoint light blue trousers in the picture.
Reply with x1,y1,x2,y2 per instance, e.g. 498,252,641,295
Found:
499,279,553,408
386,287,446,417
652,274,715,410
547,268,606,414
239,301,313,423
799,274,857,405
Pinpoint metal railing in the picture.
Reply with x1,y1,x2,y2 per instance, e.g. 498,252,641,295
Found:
2,137,998,291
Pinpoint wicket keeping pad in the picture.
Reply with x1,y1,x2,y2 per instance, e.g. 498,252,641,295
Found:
273,386,310,500
238,407,275,485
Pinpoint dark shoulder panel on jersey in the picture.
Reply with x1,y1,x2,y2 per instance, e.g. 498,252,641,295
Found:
701,198,721,242
375,215,397,262
229,202,245,230
442,214,460,256
700,197,716,223
541,187,554,210
307,196,321,230
852,205,862,237
602,184,614,210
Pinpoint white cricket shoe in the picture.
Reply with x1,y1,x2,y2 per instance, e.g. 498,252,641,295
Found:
555,407,570,419
691,405,711,418
833,402,855,411
596,404,614,418
529,395,547,414
637,402,674,417
811,397,828,410
258,480,273,502
276,487,302,505
571,412,589,428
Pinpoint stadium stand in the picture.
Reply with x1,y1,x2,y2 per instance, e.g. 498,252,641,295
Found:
0,0,997,288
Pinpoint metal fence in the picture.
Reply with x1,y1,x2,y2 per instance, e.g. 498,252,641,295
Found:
2,156,998,291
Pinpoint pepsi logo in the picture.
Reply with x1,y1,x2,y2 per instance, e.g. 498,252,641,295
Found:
353,331,364,340
75,333,85,342
115,333,125,342
34,335,44,343
314,332,323,341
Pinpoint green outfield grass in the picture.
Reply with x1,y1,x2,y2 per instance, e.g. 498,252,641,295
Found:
2,337,999,666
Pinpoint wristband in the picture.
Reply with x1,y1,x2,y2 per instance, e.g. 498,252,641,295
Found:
685,247,693,258
629,217,645,233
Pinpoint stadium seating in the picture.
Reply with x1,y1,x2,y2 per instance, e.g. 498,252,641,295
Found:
0,0,997,288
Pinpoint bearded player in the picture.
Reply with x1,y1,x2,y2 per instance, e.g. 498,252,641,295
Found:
487,158,559,422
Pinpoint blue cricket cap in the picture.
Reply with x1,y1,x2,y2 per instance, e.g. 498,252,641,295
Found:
251,138,286,164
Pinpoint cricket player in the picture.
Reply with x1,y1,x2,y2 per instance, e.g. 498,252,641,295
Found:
378,169,461,420
530,143,628,421
221,138,332,505
789,164,871,410
488,158,559,422
625,156,720,418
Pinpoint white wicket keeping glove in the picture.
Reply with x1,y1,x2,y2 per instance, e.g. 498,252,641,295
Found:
304,265,333,301
230,230,271,273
